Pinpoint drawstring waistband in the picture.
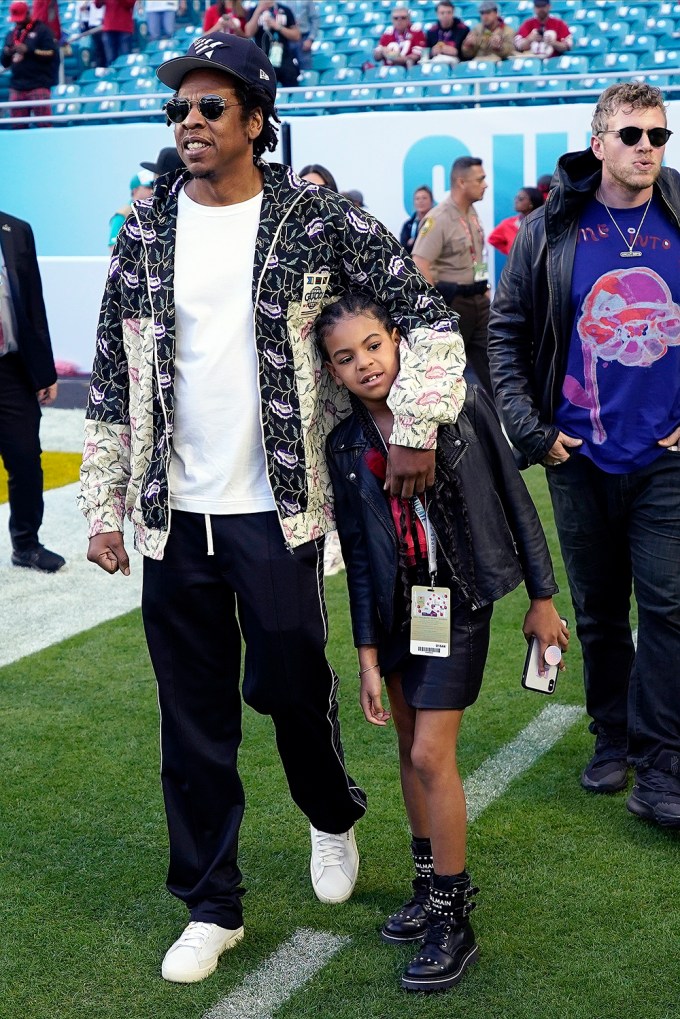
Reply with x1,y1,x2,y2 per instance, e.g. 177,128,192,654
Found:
204,514,214,556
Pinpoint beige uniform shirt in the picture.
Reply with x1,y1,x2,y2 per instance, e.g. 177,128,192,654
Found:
412,195,485,285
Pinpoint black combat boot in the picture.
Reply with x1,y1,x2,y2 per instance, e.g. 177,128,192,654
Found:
400,871,479,992
380,837,432,944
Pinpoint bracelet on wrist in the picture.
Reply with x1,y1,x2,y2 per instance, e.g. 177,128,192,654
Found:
358,664,380,677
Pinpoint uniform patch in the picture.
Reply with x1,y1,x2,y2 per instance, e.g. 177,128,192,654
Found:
419,217,434,237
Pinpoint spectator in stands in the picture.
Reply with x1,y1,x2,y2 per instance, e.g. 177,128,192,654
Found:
94,0,135,67
79,0,106,68
413,155,491,392
299,163,338,191
0,210,64,573
245,1,300,88
342,189,365,208
140,145,186,178
144,0,186,41
2,0,55,126
31,0,61,83
488,186,543,256
422,1,468,65
537,172,552,201
400,185,434,253
461,1,517,62
374,5,426,68
287,1,318,71
203,0,247,35
514,0,572,59
108,170,154,250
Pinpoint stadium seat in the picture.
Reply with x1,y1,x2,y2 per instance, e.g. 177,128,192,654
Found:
320,66,362,85
613,33,655,54
638,48,680,68
111,52,149,70
347,50,373,68
78,66,117,84
122,96,164,116
452,59,495,78
596,21,630,44
571,35,609,56
590,51,638,71
332,85,378,112
408,62,453,80
52,88,82,125
298,70,320,86
519,77,566,94
156,50,183,64
422,81,474,101
479,80,518,99
321,13,348,27
80,79,120,97
504,56,543,75
550,55,589,74
569,75,610,92
375,83,424,109
362,64,407,82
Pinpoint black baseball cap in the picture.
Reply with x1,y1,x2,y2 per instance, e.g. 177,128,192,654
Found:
140,146,185,176
156,33,277,101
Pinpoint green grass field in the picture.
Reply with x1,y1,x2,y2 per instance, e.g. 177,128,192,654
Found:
2,469,676,1019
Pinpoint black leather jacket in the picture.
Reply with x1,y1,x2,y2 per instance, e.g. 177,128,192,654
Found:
488,148,680,467
326,385,558,647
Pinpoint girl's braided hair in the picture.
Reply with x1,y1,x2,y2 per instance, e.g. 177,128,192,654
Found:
315,294,477,619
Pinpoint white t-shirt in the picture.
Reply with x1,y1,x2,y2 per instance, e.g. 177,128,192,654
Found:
169,186,276,515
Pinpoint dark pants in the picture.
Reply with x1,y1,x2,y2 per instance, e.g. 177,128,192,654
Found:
142,510,367,928
0,353,43,552
450,292,491,394
546,450,680,773
101,30,132,67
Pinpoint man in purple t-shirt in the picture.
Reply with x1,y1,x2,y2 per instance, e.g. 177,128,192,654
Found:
489,82,680,830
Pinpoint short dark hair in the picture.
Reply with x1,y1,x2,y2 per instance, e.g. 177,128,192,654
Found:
451,156,482,184
437,1,454,8
299,164,338,192
414,184,433,200
232,82,280,160
520,186,544,210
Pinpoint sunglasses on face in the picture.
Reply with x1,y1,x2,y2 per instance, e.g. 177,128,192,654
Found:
164,94,240,124
599,126,672,148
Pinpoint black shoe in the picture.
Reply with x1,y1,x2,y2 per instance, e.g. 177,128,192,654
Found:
400,918,478,992
580,728,629,793
12,545,66,573
627,769,680,829
381,878,430,944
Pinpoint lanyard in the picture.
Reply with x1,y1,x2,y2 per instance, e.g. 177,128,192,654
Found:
412,495,437,584
458,210,483,267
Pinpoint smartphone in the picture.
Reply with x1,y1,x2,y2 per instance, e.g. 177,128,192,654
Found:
521,619,568,695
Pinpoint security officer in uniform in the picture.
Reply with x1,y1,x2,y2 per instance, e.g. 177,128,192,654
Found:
413,155,491,391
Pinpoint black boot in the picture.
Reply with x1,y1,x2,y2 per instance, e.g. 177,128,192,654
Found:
401,871,479,992
381,837,432,944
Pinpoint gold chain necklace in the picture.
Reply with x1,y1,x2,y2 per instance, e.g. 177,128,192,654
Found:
596,189,652,259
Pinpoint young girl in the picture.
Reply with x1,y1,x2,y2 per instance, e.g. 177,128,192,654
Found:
315,294,568,993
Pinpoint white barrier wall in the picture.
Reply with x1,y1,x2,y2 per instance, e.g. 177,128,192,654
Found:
5,100,678,367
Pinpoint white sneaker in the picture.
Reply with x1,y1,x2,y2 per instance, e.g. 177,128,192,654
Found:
161,921,244,983
310,826,359,904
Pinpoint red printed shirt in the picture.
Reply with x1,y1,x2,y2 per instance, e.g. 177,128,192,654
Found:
377,27,426,63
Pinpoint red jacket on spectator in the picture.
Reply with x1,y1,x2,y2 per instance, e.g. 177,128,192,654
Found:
375,25,426,64
31,0,61,42
95,0,135,34
202,3,247,33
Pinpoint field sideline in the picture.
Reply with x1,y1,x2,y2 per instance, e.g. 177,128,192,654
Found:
2,455,677,1019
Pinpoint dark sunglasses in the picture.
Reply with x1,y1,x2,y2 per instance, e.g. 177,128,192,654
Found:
164,94,240,124
599,126,672,148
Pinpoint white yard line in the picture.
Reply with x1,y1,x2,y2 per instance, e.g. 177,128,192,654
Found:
40,406,86,453
203,929,350,1019
204,703,584,1019
466,703,585,823
0,482,142,668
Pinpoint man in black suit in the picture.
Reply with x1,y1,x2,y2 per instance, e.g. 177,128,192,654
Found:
0,211,64,572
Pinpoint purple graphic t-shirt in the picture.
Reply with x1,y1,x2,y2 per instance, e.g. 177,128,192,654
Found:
554,195,680,473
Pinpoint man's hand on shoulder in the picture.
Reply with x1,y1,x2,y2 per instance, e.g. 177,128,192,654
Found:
385,445,435,498
87,531,131,576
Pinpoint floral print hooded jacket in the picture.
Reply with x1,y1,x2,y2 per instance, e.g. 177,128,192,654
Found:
78,161,466,559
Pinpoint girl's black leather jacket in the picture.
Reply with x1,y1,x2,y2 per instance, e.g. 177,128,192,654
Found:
488,148,680,468
326,384,558,647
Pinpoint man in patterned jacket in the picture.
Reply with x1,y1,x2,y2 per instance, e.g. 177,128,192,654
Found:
79,33,466,985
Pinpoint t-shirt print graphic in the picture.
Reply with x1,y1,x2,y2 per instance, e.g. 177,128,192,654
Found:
564,267,680,445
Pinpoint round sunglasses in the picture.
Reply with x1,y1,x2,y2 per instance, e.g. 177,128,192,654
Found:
164,94,241,124
598,127,672,148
